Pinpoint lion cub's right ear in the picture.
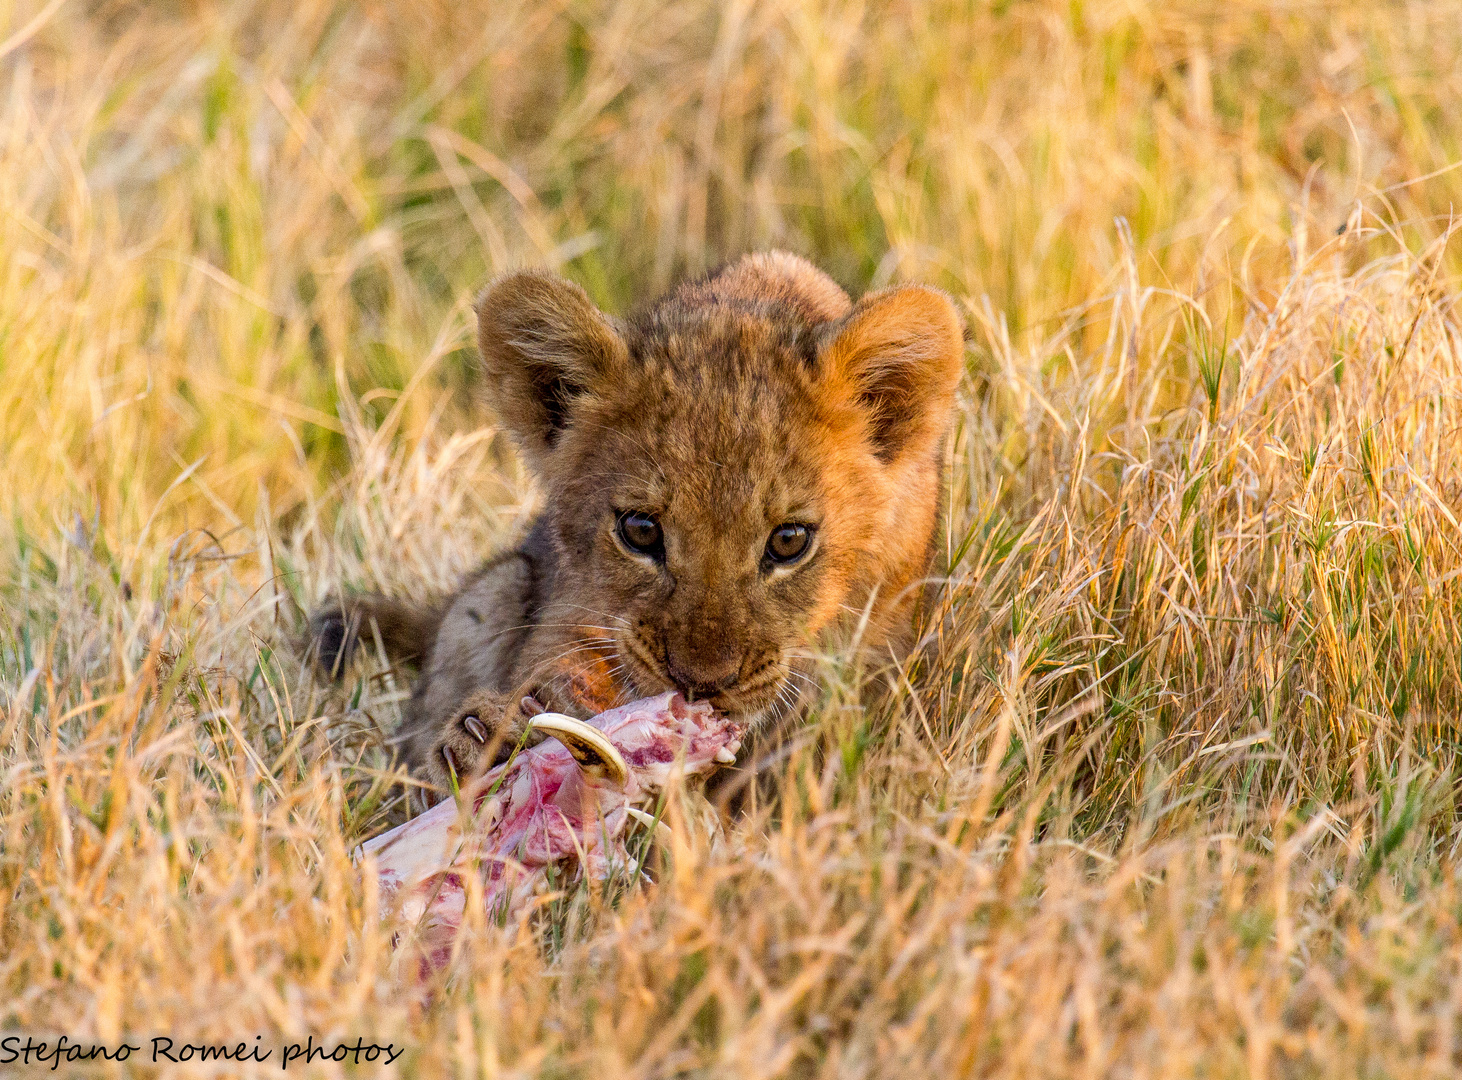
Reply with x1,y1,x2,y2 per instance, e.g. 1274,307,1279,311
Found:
475,270,628,474
819,284,965,465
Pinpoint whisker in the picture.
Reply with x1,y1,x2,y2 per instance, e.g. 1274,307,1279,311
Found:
530,638,619,674
781,669,818,691
555,603,632,627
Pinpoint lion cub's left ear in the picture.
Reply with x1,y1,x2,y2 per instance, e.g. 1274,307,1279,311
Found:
819,285,965,463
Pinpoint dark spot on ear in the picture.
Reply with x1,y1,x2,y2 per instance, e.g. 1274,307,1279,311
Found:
865,397,923,463
794,324,820,369
467,609,483,624
541,386,581,448
522,359,588,448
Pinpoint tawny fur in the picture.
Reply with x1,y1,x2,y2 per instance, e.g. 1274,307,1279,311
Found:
309,251,964,797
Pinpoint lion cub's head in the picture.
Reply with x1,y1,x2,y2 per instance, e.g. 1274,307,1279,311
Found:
476,252,963,721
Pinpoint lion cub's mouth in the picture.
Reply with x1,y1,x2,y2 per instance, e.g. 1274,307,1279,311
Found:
618,628,799,721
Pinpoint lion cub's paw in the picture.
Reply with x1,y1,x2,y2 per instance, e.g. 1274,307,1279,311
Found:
428,674,609,795
426,684,582,793
428,690,518,793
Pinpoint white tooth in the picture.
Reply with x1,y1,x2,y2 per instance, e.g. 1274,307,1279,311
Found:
714,746,738,764
625,806,673,838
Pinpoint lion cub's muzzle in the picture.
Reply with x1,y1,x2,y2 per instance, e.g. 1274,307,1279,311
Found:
624,623,789,717
671,649,791,718
665,652,741,702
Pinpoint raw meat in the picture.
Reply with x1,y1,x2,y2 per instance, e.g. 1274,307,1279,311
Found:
359,692,743,969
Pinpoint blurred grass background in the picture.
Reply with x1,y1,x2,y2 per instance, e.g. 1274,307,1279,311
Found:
3,0,1462,1075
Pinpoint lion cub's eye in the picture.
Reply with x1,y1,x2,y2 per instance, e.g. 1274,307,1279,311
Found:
766,522,814,564
616,510,664,558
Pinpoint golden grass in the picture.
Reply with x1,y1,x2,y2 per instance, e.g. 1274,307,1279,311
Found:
4,0,1462,1074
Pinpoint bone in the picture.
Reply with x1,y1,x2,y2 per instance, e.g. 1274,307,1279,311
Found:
359,692,744,972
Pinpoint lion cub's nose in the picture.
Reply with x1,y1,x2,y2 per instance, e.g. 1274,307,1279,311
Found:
666,654,741,702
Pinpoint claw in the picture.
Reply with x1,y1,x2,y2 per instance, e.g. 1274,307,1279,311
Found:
528,713,628,786
441,745,460,794
462,714,489,744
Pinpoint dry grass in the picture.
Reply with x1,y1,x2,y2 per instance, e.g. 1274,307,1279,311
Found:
4,0,1462,1075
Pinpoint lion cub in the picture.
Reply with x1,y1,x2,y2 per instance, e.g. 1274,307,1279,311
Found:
311,252,964,795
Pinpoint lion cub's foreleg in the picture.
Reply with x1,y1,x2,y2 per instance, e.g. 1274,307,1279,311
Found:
312,544,633,795
393,551,545,789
